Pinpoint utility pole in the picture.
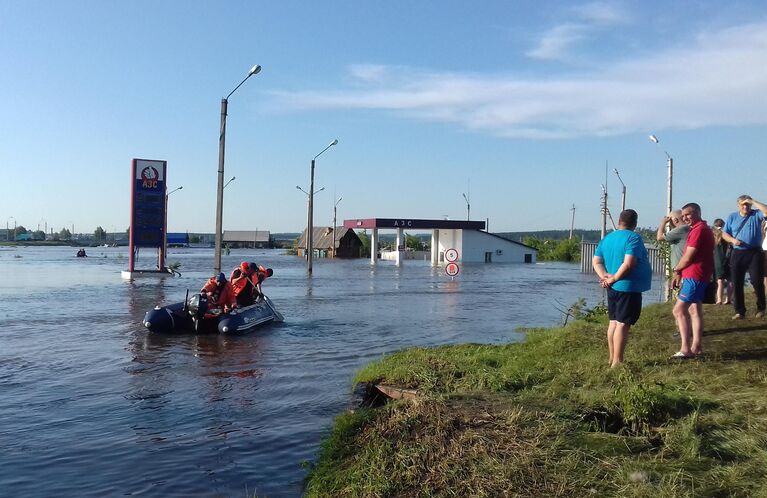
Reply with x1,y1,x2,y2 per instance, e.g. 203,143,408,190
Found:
569,204,576,239
600,185,608,240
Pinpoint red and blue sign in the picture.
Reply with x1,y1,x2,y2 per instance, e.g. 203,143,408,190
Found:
130,159,167,248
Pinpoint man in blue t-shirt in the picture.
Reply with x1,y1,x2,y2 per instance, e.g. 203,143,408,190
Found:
593,209,653,368
722,195,767,319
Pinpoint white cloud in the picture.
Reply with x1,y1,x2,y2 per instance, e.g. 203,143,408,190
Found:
269,22,767,139
526,24,588,60
526,2,631,60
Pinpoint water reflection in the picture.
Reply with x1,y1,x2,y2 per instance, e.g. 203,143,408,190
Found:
1,246,655,498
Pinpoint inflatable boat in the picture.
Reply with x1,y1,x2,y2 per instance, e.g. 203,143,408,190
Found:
143,292,284,335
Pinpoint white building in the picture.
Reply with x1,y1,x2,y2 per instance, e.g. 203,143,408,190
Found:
343,218,537,266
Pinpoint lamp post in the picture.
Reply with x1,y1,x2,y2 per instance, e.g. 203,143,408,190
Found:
461,192,470,221
649,134,673,216
6,216,15,242
163,186,183,267
214,64,261,274
333,196,342,258
307,139,338,274
223,176,236,189
297,185,325,260
613,168,626,212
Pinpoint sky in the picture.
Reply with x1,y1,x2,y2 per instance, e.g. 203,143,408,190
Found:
2,0,767,235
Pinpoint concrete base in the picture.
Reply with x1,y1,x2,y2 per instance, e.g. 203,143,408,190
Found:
121,269,173,280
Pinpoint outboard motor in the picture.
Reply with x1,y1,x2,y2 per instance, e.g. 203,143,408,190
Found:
186,293,209,320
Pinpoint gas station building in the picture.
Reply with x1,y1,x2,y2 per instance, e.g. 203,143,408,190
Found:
343,218,537,266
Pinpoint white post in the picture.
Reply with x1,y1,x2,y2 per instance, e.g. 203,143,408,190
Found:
370,228,378,265
396,228,403,267
431,229,440,266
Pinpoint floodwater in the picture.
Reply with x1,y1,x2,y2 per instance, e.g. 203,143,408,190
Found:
0,246,664,497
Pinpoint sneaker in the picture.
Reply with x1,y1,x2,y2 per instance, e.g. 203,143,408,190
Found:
756,311,765,319
732,313,745,320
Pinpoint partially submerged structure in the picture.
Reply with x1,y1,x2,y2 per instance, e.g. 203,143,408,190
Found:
343,218,537,266
223,230,271,249
297,226,363,258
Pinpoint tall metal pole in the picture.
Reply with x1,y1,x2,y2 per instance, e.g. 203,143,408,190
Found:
307,139,338,274
569,204,576,240
213,65,261,274
600,185,608,240
214,97,228,275
666,157,673,216
462,193,470,221
308,158,316,273
333,196,342,258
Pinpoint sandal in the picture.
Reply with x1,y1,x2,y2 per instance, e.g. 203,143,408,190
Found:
671,351,694,359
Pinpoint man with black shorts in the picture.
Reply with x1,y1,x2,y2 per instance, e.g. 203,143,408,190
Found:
671,203,715,358
593,209,653,368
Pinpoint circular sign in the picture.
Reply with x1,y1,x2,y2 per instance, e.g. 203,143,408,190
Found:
445,262,460,277
444,248,459,262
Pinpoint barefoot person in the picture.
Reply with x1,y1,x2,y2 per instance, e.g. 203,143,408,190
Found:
671,203,715,358
592,209,653,368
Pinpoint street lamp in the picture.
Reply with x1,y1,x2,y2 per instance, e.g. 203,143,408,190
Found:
613,168,626,212
649,134,673,216
163,186,183,268
6,216,15,242
297,185,325,259
307,139,338,274
214,64,262,274
461,192,470,221
223,176,236,189
333,196,343,258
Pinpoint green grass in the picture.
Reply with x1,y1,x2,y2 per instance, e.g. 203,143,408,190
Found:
305,298,767,497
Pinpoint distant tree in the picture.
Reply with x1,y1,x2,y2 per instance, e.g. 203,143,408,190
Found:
189,234,200,243
94,226,106,241
32,230,45,240
59,228,72,240
357,231,371,257
405,234,422,251
15,225,27,235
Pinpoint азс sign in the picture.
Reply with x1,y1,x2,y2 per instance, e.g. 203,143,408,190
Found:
130,159,167,248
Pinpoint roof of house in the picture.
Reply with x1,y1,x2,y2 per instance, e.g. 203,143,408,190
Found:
297,227,358,249
223,230,271,243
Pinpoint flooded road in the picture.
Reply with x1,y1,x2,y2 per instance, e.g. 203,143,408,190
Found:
0,246,662,497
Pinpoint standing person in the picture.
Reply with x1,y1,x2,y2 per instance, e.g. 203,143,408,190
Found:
763,219,767,294
656,210,690,271
721,195,767,319
712,219,732,305
671,203,715,358
592,209,653,368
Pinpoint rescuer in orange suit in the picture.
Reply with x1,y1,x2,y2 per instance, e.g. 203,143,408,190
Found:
230,261,274,306
200,272,236,313
230,261,258,307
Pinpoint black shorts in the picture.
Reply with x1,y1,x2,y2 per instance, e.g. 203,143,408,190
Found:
607,288,642,325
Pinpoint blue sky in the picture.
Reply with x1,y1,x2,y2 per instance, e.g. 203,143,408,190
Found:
2,1,767,235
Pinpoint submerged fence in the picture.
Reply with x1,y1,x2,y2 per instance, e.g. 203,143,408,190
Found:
580,241,666,275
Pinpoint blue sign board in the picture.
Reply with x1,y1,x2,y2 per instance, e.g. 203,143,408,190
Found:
130,159,167,248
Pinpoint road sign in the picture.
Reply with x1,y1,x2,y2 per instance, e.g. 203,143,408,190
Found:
445,262,460,277
445,248,459,262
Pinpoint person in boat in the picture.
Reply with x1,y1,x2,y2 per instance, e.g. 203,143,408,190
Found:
230,261,274,306
76,248,88,257
230,261,259,307
200,272,236,313
252,263,273,300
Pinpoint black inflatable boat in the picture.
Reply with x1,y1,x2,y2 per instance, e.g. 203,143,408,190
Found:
143,292,284,335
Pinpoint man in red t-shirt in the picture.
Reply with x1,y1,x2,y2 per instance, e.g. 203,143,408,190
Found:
671,202,714,358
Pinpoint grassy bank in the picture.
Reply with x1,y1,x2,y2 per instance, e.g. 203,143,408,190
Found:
306,299,767,497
